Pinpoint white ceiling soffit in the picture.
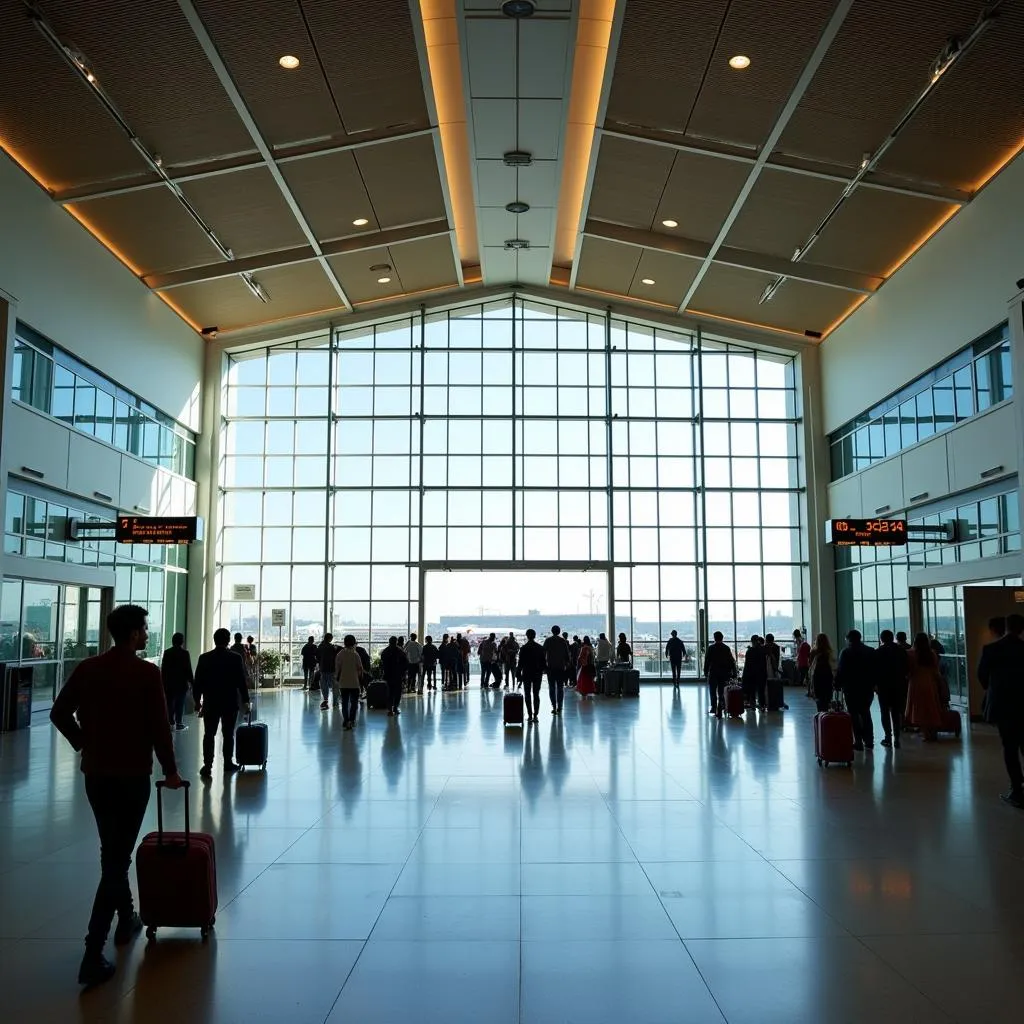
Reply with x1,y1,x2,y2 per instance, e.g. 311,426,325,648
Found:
461,1,575,286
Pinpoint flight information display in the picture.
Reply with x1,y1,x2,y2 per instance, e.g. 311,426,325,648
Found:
116,516,202,545
827,518,907,547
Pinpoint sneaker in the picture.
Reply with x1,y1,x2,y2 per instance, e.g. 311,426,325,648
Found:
320,700,329,710
114,911,143,946
1000,790,1024,809
78,951,116,988
880,738,892,748
199,765,212,779
224,762,241,773
174,723,187,731
552,707,557,714
387,710,395,717
394,707,401,715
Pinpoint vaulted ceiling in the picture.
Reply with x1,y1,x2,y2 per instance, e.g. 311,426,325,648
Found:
1,0,1021,341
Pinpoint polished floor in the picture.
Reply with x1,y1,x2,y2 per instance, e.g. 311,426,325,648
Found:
2,683,1023,1023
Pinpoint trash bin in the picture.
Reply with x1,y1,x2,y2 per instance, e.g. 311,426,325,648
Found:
2,665,32,731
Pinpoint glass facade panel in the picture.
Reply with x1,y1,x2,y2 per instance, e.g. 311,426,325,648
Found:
217,297,805,668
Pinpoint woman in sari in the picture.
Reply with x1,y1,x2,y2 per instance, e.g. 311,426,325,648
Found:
906,632,943,740
576,636,597,698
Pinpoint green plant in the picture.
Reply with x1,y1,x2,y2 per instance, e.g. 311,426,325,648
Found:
257,649,288,679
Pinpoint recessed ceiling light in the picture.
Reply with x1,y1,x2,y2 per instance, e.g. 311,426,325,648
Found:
641,278,655,285
377,276,392,284
278,55,301,70
728,54,751,70
353,217,369,227
661,219,678,228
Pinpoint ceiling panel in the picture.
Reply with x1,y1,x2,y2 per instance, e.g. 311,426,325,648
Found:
605,0,726,135
390,236,460,293
47,0,257,169
628,250,701,307
69,189,223,275
723,168,846,260
806,189,957,278
478,207,554,249
168,261,344,330
575,236,642,295
329,246,406,304
773,1,982,174
517,99,566,160
355,135,448,228
466,20,516,96
475,160,560,207
301,0,430,135
589,135,675,227
654,151,750,243
472,99,517,160
519,18,571,98
0,7,151,190
182,167,308,258
195,0,346,149
686,0,837,150
281,151,378,241
688,264,852,335
513,247,554,286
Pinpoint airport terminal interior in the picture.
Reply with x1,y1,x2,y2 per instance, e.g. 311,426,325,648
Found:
1,0,1023,1021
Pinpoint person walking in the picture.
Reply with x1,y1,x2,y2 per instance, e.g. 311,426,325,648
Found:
836,630,876,751
502,632,519,689
317,633,337,711
543,625,571,715
905,632,944,741
978,613,1024,807
405,632,423,694
518,628,546,722
458,633,471,688
422,635,439,691
794,629,812,696
160,632,193,730
300,635,318,691
194,628,251,778
379,636,409,717
478,632,498,688
231,632,255,688
703,631,736,717
335,635,363,730
809,634,836,713
741,636,768,710
50,604,182,988
666,629,686,686
577,636,597,698
876,630,909,748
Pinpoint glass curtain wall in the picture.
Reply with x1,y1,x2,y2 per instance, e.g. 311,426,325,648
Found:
217,296,805,671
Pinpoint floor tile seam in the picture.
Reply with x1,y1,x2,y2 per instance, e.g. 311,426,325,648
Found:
317,938,371,1024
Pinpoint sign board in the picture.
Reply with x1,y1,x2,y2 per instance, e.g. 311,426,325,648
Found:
826,518,908,547
232,584,257,601
116,516,202,545
271,608,286,627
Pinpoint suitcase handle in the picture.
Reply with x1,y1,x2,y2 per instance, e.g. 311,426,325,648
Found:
155,779,191,848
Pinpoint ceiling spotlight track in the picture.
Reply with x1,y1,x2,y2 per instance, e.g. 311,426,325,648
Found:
759,2,998,305
23,1,237,267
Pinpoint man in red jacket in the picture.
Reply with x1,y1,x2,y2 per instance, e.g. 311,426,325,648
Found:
50,604,182,988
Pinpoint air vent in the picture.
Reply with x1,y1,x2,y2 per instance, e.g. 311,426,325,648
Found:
502,0,535,17
504,239,530,250
369,263,392,272
505,201,530,214
503,151,532,167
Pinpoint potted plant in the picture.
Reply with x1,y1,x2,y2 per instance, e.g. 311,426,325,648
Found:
256,649,289,687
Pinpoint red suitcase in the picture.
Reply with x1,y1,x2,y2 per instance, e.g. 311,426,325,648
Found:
503,692,525,726
939,708,963,737
137,781,218,941
725,684,744,718
815,710,854,767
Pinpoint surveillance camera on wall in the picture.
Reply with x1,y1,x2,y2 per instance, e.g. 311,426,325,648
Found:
201,326,219,339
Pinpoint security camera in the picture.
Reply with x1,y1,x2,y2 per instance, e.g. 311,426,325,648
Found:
201,326,219,339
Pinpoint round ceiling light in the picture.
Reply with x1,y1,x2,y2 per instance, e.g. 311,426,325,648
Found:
353,217,369,227
728,54,751,70
278,55,301,70
641,278,656,285
505,200,530,214
501,0,535,17
377,276,392,284
661,219,678,228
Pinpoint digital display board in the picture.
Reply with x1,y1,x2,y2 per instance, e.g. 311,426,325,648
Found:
116,516,202,545
827,518,907,547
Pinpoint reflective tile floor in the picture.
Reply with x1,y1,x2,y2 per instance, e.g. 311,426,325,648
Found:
2,685,1024,1023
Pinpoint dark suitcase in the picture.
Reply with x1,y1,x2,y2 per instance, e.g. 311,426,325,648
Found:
235,711,268,770
604,667,624,697
137,781,217,941
766,676,788,711
366,680,390,709
621,668,640,696
939,707,963,737
503,692,524,726
815,710,854,767
725,684,744,718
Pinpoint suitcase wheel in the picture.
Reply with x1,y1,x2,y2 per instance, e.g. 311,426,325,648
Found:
146,926,157,942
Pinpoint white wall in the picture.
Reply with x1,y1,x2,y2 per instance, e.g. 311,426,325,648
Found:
820,151,1024,434
0,152,203,429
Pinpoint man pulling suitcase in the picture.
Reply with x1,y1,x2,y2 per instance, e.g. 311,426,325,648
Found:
193,628,251,778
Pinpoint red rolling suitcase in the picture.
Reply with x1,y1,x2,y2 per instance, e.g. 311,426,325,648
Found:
725,684,744,718
137,781,218,941
939,708,963,737
815,710,854,767
503,692,525,726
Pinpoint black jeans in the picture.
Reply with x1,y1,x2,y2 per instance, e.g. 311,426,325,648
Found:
547,670,565,710
670,659,682,683
997,719,1024,792
84,775,151,951
707,675,727,714
166,689,186,727
523,675,543,716
407,664,421,692
848,696,874,747
203,707,239,766
877,686,907,740
388,679,403,712
303,666,317,689
340,688,359,724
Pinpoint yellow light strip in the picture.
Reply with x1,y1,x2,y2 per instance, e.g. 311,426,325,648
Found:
418,0,479,266
971,137,1024,193
553,0,615,273
820,294,870,340
685,307,808,339
881,204,959,279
